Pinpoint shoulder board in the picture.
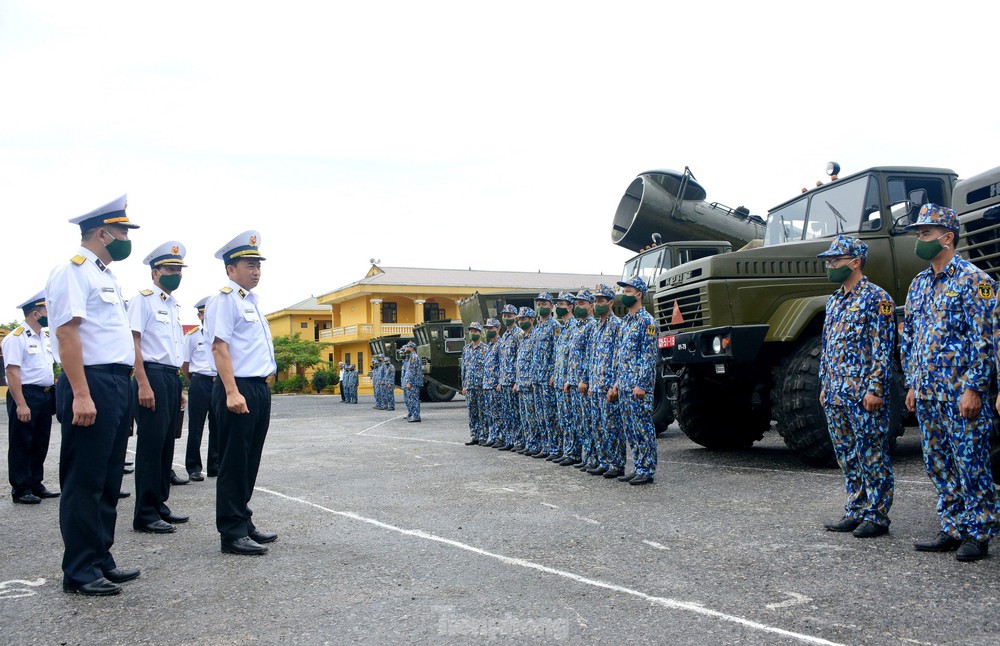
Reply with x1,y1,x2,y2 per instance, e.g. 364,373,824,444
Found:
185,327,200,335
220,286,233,294
139,289,154,296
11,326,24,336
70,254,86,265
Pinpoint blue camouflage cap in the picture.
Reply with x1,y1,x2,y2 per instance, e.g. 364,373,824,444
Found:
469,322,484,332
816,234,868,261
573,288,594,303
616,275,647,294
403,341,416,349
485,317,500,328
534,291,554,302
501,304,519,315
594,283,616,300
906,203,960,233
555,290,574,303
517,306,535,318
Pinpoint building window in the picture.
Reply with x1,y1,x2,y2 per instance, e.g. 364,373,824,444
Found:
424,302,445,321
381,302,397,323
358,351,364,374
328,353,333,362
300,322,308,328
345,353,351,367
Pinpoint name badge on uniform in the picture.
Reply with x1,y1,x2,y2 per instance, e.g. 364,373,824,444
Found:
99,286,119,304
155,309,170,323
243,307,259,322
27,343,40,355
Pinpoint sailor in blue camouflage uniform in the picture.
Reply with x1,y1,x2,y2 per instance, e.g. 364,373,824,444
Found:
480,318,502,447
343,364,358,403
530,293,561,460
553,293,580,466
495,304,522,450
611,276,658,485
567,289,597,470
902,204,999,561
817,235,895,538
383,355,396,411
401,341,423,422
462,322,487,445
588,284,624,478
514,307,538,454
371,357,384,410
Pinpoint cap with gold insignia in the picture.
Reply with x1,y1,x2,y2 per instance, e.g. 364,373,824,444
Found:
485,317,500,328
469,322,484,332
403,341,416,349
215,230,266,264
905,203,960,233
501,304,519,315
194,296,209,312
573,288,595,303
143,241,188,268
534,291,554,302
516,306,535,318
594,283,616,300
69,194,140,232
616,276,647,294
816,234,868,261
555,291,574,303
17,290,45,313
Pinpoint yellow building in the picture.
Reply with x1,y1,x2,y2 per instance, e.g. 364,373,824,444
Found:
265,296,334,387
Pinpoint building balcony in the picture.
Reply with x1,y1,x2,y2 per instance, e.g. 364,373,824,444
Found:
318,323,414,342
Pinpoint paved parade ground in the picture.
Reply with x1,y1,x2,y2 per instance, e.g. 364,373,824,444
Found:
3,394,1000,645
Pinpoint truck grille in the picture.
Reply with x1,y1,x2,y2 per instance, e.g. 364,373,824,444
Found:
961,219,1000,282
736,259,823,276
655,286,709,333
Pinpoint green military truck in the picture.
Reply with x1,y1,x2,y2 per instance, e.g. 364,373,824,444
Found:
640,163,1000,470
369,330,458,402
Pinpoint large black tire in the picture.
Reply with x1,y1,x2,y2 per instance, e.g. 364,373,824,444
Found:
772,336,836,466
675,369,770,450
652,376,675,437
424,382,457,402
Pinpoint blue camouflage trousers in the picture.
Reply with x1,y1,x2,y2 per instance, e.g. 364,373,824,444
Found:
499,386,519,447
484,388,501,444
466,389,485,441
592,389,625,470
404,384,420,419
374,383,385,409
916,399,1000,541
569,389,593,464
823,401,894,525
534,385,558,455
517,385,539,450
557,387,575,459
619,394,657,477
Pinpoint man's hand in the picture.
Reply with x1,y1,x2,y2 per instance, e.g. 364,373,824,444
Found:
819,390,825,406
226,391,249,414
72,394,98,426
577,382,588,395
862,393,883,412
461,388,467,396
905,388,916,413
633,386,646,399
607,386,618,403
138,382,156,410
548,377,554,387
513,384,519,393
16,403,31,423
180,391,187,412
563,383,571,394
959,388,982,419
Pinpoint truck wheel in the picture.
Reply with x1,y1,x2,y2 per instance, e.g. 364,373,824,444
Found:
675,369,769,450
652,377,675,437
772,336,836,466
425,383,456,402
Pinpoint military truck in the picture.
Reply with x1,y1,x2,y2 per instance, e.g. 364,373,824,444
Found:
633,163,1000,467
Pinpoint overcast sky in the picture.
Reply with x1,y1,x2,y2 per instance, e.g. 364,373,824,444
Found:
1,1,997,325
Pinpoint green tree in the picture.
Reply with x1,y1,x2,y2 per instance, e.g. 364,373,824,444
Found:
272,333,333,379
1,320,20,331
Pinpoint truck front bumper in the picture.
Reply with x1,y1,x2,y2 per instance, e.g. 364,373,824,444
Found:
659,324,769,372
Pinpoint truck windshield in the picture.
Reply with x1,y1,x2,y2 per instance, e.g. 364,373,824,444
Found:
621,247,669,284
763,175,875,246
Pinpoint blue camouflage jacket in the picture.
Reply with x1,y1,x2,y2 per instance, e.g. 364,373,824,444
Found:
567,317,596,386
614,308,657,392
481,338,500,389
589,313,621,391
553,317,576,387
497,325,522,386
403,352,424,388
515,328,534,387
530,316,559,385
461,341,486,389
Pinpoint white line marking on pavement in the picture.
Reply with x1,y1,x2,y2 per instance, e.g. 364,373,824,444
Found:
572,515,600,525
642,540,670,551
356,416,407,436
0,578,46,600
255,487,846,646
766,592,812,609
362,434,464,446
541,503,559,509
500,487,517,492
662,459,932,486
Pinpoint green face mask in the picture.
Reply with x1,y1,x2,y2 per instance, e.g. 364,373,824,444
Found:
470,333,481,341
536,306,551,317
555,306,569,318
518,321,531,330
573,307,589,319
37,316,48,327
486,330,497,339
158,273,182,292
826,265,854,284
915,236,945,261
104,233,132,261
618,294,638,308
503,318,515,327
594,304,611,316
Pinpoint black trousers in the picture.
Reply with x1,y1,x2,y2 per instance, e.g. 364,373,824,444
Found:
213,377,271,542
132,364,182,527
7,384,55,496
57,365,131,586
185,373,219,476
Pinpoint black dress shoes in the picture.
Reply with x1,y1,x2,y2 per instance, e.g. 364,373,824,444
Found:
617,471,637,482
464,439,479,446
161,512,189,524
207,470,219,478
603,468,624,479
545,454,559,461
497,444,513,451
956,538,990,562
13,492,41,504
407,417,421,423
32,486,61,499
587,466,609,475
482,441,496,447
824,516,862,533
852,521,889,538
249,529,278,544
63,577,121,596
530,451,547,459
914,531,962,552
222,536,268,555
135,519,176,534
103,567,141,583
123,466,135,475
118,491,131,498
169,470,189,486
629,474,655,485
189,471,205,482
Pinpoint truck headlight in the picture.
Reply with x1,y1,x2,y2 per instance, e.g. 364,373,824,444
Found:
712,336,723,354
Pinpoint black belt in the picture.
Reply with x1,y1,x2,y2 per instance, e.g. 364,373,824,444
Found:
143,362,180,374
87,364,133,377
22,384,54,393
235,376,269,384
191,373,216,380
